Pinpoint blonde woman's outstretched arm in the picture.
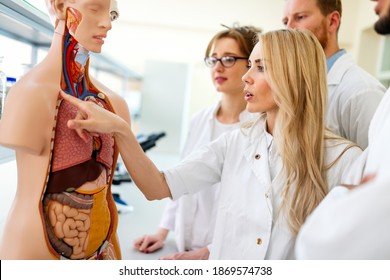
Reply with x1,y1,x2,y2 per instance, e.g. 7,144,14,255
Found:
60,91,172,200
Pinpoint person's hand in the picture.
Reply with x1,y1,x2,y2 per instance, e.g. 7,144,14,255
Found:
360,173,376,185
133,229,168,254
60,90,128,142
160,247,210,260
339,173,377,190
133,234,165,253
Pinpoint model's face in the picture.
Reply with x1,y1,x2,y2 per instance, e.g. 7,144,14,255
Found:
282,0,329,50
209,37,249,95
373,0,390,34
66,0,112,53
242,42,278,114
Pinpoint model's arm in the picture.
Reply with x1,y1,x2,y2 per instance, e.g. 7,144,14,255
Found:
0,81,58,155
60,91,171,200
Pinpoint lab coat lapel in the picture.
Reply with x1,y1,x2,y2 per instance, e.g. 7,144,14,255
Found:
244,132,272,189
244,132,274,221
327,53,353,86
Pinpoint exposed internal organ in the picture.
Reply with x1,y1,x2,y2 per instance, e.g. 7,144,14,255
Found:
50,99,114,174
43,180,111,259
66,8,82,37
43,192,93,259
70,60,85,84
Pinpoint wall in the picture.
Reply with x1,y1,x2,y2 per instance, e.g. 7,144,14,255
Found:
137,60,191,154
354,0,386,78
102,0,385,153
105,0,286,151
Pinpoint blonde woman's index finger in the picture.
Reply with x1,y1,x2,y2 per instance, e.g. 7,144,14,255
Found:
60,90,82,107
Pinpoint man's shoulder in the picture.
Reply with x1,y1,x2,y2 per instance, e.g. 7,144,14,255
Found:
335,54,382,85
331,54,385,95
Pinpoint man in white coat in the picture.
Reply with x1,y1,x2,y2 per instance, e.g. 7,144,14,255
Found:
283,0,386,149
295,0,390,259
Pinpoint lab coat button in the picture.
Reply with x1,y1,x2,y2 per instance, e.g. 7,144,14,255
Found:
257,238,262,245
255,154,261,160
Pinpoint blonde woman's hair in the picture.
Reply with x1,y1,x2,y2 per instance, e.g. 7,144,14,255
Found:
259,29,336,235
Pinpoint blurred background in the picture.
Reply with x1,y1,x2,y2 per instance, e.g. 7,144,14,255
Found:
1,0,389,157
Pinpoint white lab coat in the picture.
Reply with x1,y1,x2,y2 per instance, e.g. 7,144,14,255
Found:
365,87,390,174
295,88,390,259
295,172,390,260
164,115,362,259
160,102,255,251
326,53,385,149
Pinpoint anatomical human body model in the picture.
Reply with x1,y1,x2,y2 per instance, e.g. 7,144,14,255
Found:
0,0,129,259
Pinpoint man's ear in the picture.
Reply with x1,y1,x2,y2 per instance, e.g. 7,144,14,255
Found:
328,11,341,33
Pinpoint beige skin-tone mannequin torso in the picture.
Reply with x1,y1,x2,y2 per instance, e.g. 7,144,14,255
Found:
0,0,130,259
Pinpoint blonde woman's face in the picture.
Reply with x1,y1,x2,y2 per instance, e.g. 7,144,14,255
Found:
209,37,248,96
242,42,278,114
66,0,113,53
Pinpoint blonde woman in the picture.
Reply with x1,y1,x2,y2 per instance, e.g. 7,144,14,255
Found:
133,24,260,260
60,29,362,259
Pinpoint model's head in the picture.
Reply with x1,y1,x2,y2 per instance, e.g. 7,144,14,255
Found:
282,0,342,50
373,0,390,35
204,24,261,95
45,0,119,53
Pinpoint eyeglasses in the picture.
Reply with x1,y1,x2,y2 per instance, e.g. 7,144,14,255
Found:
204,56,248,68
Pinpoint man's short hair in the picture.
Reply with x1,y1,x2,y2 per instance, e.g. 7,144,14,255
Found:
317,0,342,17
